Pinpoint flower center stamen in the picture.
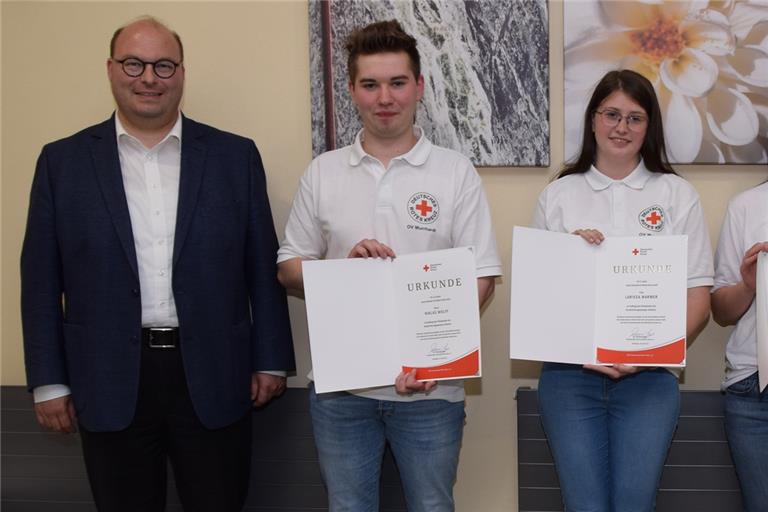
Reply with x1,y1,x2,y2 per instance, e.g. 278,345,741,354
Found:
629,17,686,64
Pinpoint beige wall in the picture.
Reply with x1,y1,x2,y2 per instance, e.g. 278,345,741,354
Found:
2,1,765,510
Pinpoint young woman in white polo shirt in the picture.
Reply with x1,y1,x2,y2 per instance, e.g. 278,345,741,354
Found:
712,182,768,511
532,70,713,511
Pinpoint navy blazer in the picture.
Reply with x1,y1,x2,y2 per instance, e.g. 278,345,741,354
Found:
21,115,295,431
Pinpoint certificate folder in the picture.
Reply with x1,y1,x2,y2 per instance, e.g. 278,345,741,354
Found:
509,226,687,367
303,247,481,393
757,252,768,391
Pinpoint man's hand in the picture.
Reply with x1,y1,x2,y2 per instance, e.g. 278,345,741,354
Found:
251,373,287,407
395,369,437,395
34,395,77,433
348,239,396,259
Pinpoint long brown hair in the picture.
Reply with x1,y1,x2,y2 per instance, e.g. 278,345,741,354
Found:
558,69,676,180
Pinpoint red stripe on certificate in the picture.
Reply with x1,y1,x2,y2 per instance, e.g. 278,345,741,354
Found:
403,349,479,380
596,338,686,365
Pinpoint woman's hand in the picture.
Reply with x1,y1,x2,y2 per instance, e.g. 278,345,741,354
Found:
740,241,768,293
712,241,768,326
573,229,605,245
583,363,642,379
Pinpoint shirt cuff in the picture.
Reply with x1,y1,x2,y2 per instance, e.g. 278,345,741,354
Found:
257,370,287,377
33,384,72,403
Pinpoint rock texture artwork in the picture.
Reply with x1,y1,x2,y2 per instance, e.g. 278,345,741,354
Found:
309,0,550,167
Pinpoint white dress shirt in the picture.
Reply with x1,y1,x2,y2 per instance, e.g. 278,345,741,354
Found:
116,114,182,327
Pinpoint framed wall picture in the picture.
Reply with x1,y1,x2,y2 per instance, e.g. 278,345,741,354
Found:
564,0,768,164
309,0,550,167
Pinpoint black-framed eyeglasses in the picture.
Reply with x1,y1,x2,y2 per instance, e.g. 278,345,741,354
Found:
594,109,648,131
114,57,181,79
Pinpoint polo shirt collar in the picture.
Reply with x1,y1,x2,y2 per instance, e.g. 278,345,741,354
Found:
115,111,182,148
585,160,652,191
349,126,431,166
349,130,367,165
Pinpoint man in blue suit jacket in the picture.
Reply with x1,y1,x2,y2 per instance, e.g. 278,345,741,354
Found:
21,16,294,511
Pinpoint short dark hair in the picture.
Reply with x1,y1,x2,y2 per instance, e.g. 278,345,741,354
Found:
345,20,420,82
110,16,184,62
558,69,675,179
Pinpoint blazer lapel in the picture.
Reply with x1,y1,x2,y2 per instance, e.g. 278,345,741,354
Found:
173,115,206,265
90,115,140,280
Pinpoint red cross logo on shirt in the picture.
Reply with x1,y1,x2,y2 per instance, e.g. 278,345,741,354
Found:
415,200,433,217
638,205,665,232
645,211,662,225
407,192,439,225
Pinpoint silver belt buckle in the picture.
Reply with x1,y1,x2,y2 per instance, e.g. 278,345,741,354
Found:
147,327,176,349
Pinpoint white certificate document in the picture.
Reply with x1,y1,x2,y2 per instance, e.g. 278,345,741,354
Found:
756,252,768,391
303,247,480,393
509,226,687,366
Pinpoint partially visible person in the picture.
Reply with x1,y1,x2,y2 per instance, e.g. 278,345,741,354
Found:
712,181,768,512
532,69,713,511
277,20,501,512
21,16,294,511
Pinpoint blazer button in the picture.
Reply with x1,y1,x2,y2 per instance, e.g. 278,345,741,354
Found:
130,335,139,345
132,289,139,296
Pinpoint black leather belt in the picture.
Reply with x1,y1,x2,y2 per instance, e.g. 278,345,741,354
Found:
142,327,179,349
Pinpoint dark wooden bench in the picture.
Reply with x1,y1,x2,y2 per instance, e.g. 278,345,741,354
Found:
517,388,743,512
3,385,746,511
1,386,405,512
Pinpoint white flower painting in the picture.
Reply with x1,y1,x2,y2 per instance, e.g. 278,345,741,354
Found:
565,0,768,164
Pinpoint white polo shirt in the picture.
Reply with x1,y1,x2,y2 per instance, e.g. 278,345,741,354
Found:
714,182,768,388
532,162,714,289
279,127,502,402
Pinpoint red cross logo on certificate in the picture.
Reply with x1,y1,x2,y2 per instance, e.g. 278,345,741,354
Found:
632,248,639,255
638,205,665,232
423,264,430,272
407,192,440,224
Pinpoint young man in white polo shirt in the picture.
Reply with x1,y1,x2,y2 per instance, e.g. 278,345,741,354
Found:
277,20,501,512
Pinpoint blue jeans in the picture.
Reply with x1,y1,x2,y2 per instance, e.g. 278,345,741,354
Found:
309,384,465,512
725,372,768,512
538,363,679,512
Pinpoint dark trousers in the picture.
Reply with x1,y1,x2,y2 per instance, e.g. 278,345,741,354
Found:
79,342,252,512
